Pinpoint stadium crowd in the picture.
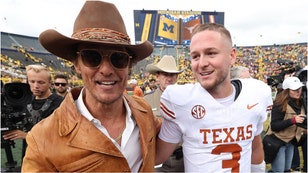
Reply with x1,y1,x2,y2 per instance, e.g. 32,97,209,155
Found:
128,43,307,93
1,42,307,91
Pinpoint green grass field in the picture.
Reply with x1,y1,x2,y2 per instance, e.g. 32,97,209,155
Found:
1,139,23,172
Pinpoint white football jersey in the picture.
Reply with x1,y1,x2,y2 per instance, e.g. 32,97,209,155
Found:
159,78,273,172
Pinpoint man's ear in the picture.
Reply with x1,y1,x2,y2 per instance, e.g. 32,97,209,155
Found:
71,63,82,79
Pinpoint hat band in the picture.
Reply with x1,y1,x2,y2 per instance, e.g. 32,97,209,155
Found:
72,28,131,44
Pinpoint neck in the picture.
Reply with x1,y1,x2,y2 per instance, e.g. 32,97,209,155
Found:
35,90,52,100
209,83,233,99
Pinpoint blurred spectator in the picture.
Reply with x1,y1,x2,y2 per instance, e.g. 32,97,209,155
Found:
127,79,144,97
53,74,69,97
230,66,251,79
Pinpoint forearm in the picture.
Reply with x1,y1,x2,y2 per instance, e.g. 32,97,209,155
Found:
155,138,178,165
251,135,264,164
251,135,265,172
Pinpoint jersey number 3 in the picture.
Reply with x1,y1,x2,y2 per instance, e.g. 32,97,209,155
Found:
211,143,241,172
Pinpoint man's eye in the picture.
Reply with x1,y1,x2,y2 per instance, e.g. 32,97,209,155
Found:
191,55,199,60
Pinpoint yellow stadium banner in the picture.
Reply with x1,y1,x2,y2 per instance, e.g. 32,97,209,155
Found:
158,16,178,40
141,13,152,42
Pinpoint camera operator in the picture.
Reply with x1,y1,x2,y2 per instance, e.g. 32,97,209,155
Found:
2,64,63,162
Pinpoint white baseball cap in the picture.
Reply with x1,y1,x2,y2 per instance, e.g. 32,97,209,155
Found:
129,79,138,85
282,76,304,90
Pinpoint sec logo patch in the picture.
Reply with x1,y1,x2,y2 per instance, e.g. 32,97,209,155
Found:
191,105,206,119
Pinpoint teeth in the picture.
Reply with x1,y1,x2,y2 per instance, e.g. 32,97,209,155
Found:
200,72,210,76
200,70,212,76
99,81,116,85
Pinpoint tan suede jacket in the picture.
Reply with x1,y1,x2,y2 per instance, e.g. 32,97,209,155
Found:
21,87,161,172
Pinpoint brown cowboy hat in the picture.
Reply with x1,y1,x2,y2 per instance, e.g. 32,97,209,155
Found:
39,0,153,63
146,55,184,74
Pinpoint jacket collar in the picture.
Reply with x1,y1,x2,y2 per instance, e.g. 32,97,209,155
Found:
57,87,151,158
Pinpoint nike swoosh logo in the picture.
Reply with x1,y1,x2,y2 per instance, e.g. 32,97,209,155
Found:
247,103,259,110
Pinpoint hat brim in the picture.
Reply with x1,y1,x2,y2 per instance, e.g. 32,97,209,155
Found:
39,29,153,63
288,83,304,90
146,64,184,74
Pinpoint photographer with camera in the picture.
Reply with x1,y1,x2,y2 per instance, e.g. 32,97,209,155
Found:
2,64,63,163
267,76,307,172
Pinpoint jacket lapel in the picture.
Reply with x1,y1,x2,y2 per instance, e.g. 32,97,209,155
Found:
57,88,152,159
124,95,152,160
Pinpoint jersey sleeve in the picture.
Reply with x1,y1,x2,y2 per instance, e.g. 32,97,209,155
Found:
158,87,183,144
256,81,273,135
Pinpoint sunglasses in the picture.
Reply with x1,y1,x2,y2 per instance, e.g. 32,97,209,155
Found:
54,83,67,86
77,49,131,69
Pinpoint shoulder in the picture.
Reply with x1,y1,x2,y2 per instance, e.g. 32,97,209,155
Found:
143,91,153,100
240,78,271,92
49,93,63,101
239,78,273,106
124,94,152,111
164,83,196,95
161,83,201,105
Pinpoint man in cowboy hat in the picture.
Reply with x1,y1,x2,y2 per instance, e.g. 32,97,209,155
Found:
21,1,161,172
145,55,183,117
144,55,184,172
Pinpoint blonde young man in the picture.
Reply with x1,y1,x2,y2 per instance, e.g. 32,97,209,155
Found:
155,23,273,172
144,55,184,172
21,1,161,172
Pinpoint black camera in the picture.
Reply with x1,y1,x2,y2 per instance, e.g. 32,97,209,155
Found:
266,59,301,88
1,82,32,132
1,82,32,172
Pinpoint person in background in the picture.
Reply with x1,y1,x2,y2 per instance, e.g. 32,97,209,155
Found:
291,66,307,172
155,23,273,172
148,78,157,93
144,55,184,172
21,1,160,172
53,74,69,97
230,65,251,79
145,55,183,118
3,64,63,163
269,76,306,172
128,79,144,97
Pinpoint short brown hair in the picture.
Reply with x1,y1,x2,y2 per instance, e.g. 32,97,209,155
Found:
192,23,233,47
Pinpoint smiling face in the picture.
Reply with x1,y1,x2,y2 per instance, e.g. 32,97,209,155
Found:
73,44,130,106
190,29,236,97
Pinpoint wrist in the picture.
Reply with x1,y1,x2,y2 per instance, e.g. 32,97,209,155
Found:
291,117,296,124
251,160,265,172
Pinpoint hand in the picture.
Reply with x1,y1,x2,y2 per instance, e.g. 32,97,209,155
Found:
295,114,306,124
2,129,27,140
